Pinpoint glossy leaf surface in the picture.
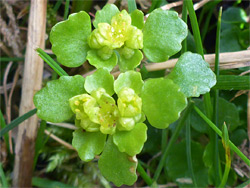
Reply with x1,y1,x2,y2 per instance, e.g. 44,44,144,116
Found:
98,137,137,186
34,75,85,122
113,123,147,156
87,49,118,72
143,9,187,62
85,68,114,96
93,4,120,28
168,52,216,97
141,78,187,129
118,49,143,72
114,71,143,95
50,11,91,67
72,129,106,161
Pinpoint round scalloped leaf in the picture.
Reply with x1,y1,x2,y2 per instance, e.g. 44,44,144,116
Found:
118,49,143,72
168,52,216,97
113,123,147,156
50,11,91,67
131,9,144,29
98,137,138,186
114,71,143,95
87,49,118,72
143,9,187,62
34,75,86,123
85,68,114,96
93,4,120,28
72,129,106,162
141,78,187,129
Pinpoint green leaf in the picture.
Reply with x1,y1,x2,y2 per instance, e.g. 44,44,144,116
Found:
143,9,187,62
93,4,120,28
98,136,138,186
118,49,143,72
130,9,144,29
168,52,216,97
114,71,143,95
85,68,114,96
34,75,86,122
87,49,118,72
113,123,147,156
50,11,91,67
141,78,187,129
72,129,106,162
221,7,247,24
165,140,208,187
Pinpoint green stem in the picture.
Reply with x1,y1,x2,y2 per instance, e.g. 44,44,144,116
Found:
181,0,187,54
161,129,168,153
0,110,9,152
53,0,63,12
0,163,8,187
213,6,223,185
64,0,70,20
137,162,153,186
0,57,24,62
153,102,194,181
194,105,250,166
0,109,37,137
127,0,137,13
186,114,197,187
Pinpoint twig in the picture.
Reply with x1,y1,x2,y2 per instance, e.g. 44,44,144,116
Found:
46,122,77,130
44,130,75,150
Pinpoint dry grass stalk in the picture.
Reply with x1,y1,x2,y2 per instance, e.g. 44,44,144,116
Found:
13,0,47,187
44,130,75,150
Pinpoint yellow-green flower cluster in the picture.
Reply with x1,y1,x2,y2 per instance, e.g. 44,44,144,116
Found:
88,10,143,60
69,87,143,134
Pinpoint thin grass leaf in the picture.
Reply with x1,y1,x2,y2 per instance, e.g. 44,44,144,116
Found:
128,0,137,13
0,110,9,152
53,0,63,12
186,114,197,187
32,177,76,188
181,0,187,54
194,105,250,166
153,101,194,181
214,75,250,90
212,6,223,185
0,163,8,187
0,108,37,137
36,48,68,77
236,179,250,188
219,123,231,188
64,0,70,20
0,57,24,62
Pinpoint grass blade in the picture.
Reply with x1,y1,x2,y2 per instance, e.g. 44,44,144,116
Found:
0,57,24,62
64,0,70,20
36,48,68,77
219,123,231,188
186,114,197,187
0,110,9,152
153,101,194,181
0,163,8,187
32,177,75,188
214,75,250,90
0,109,37,137
181,0,187,54
194,105,250,166
128,0,137,13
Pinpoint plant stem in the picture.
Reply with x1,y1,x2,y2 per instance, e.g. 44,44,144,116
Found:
186,114,197,187
213,6,223,185
194,105,250,166
0,57,24,62
0,110,9,152
64,0,70,20
181,0,187,54
153,102,194,181
137,162,153,186
0,163,8,187
0,108,37,137
128,0,137,13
